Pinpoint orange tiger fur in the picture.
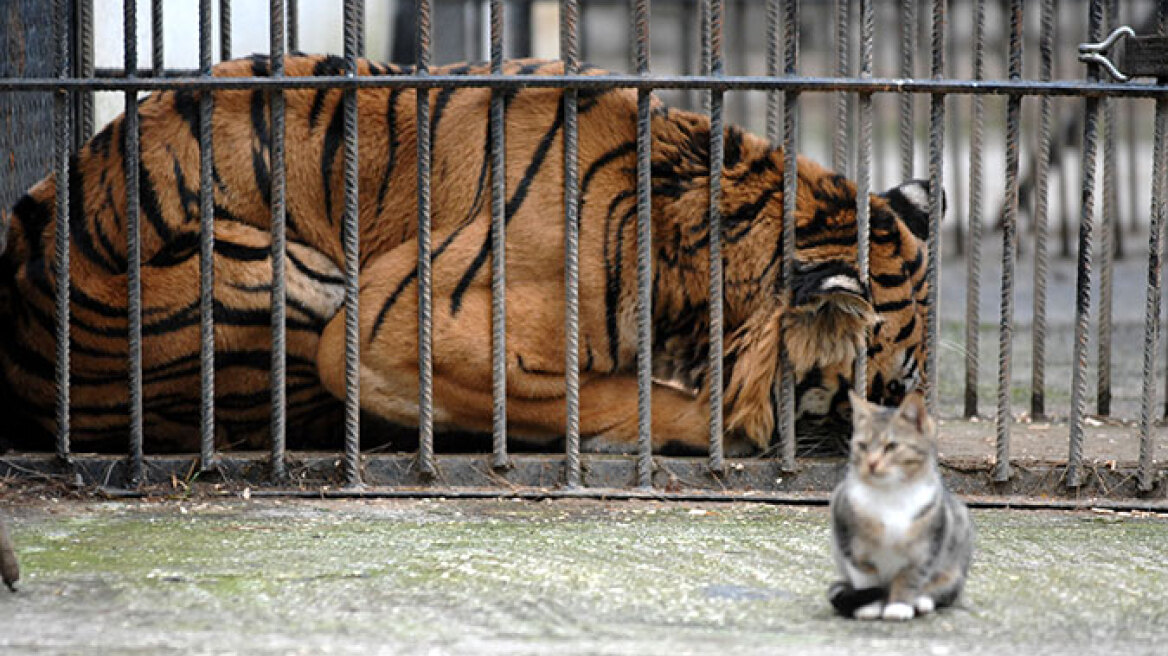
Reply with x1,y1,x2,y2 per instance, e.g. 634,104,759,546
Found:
0,55,932,455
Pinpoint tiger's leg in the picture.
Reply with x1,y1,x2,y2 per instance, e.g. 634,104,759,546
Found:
317,232,713,452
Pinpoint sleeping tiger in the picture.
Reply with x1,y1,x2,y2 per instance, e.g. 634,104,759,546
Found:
0,55,932,456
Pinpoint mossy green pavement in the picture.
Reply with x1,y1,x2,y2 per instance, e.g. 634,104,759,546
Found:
1,498,1165,655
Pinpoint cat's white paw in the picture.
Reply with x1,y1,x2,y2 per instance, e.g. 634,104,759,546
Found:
854,601,884,621
882,602,915,621
913,596,935,615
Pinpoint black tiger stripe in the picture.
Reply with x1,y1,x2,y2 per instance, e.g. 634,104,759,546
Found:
288,248,345,286
894,315,917,343
369,119,493,340
320,94,345,225
374,88,404,217
68,159,122,274
249,90,272,208
449,103,565,316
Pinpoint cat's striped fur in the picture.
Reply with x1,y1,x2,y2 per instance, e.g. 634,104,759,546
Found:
828,391,974,621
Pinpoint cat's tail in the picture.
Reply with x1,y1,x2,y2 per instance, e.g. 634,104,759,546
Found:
827,580,884,617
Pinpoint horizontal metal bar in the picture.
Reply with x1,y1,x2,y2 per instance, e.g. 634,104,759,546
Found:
3,74,1168,97
0,453,1162,505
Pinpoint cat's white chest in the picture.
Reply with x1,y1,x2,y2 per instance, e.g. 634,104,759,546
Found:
845,477,938,579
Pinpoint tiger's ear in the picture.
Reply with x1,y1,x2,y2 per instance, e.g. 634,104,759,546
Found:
782,260,877,376
880,179,943,241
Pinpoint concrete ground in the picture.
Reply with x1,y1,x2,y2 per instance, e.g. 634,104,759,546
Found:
0,497,1165,656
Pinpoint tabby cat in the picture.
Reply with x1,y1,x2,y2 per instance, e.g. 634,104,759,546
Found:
828,391,973,620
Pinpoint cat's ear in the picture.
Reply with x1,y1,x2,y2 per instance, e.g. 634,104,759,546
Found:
896,391,935,436
848,389,871,424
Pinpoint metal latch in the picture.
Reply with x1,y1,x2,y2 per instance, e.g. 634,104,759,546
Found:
1079,26,1168,82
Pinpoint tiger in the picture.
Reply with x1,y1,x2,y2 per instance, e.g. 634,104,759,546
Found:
0,55,932,456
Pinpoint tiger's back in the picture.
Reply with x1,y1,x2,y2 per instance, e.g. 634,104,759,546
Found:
1,55,932,454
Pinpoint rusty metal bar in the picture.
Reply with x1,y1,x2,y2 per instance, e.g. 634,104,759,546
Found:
965,0,986,419
267,0,287,480
898,0,916,180
199,0,217,472
832,0,849,175
1032,0,1056,421
1140,0,1168,492
416,0,436,477
924,0,944,415
1068,0,1105,490
853,0,873,398
490,0,509,470
562,0,582,488
53,0,72,462
342,0,362,488
287,0,299,53
219,0,231,61
706,0,725,473
765,0,779,141
75,0,95,145
634,0,653,489
6,74,1168,98
1096,0,1118,417
995,0,1023,483
151,0,163,77
779,0,798,473
124,0,145,485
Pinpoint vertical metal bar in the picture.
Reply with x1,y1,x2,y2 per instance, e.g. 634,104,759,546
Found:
561,0,582,488
965,0,986,419
1126,101,1138,235
219,0,232,61
731,0,747,127
778,0,798,472
1068,0,1105,490
1139,4,1168,492
268,0,287,480
707,0,725,473
1096,0,1117,416
681,0,695,111
342,0,362,488
125,0,145,485
924,0,944,415
995,0,1022,483
1032,0,1055,421
489,0,509,469
198,0,217,472
287,0,299,53
853,0,873,398
53,0,71,463
947,30,965,258
75,0,95,145
898,0,916,180
151,0,163,76
634,0,653,489
355,0,365,57
765,0,779,142
832,0,849,175
416,0,436,477
700,0,710,115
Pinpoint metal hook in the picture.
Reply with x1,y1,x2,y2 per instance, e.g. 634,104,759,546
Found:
1078,26,1136,82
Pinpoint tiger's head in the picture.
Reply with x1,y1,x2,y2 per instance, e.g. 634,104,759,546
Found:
781,176,935,451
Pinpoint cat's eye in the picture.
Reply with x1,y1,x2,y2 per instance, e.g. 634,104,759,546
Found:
853,442,868,452
884,441,898,452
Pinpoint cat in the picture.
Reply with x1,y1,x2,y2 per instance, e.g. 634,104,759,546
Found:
827,390,974,621
0,517,17,592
